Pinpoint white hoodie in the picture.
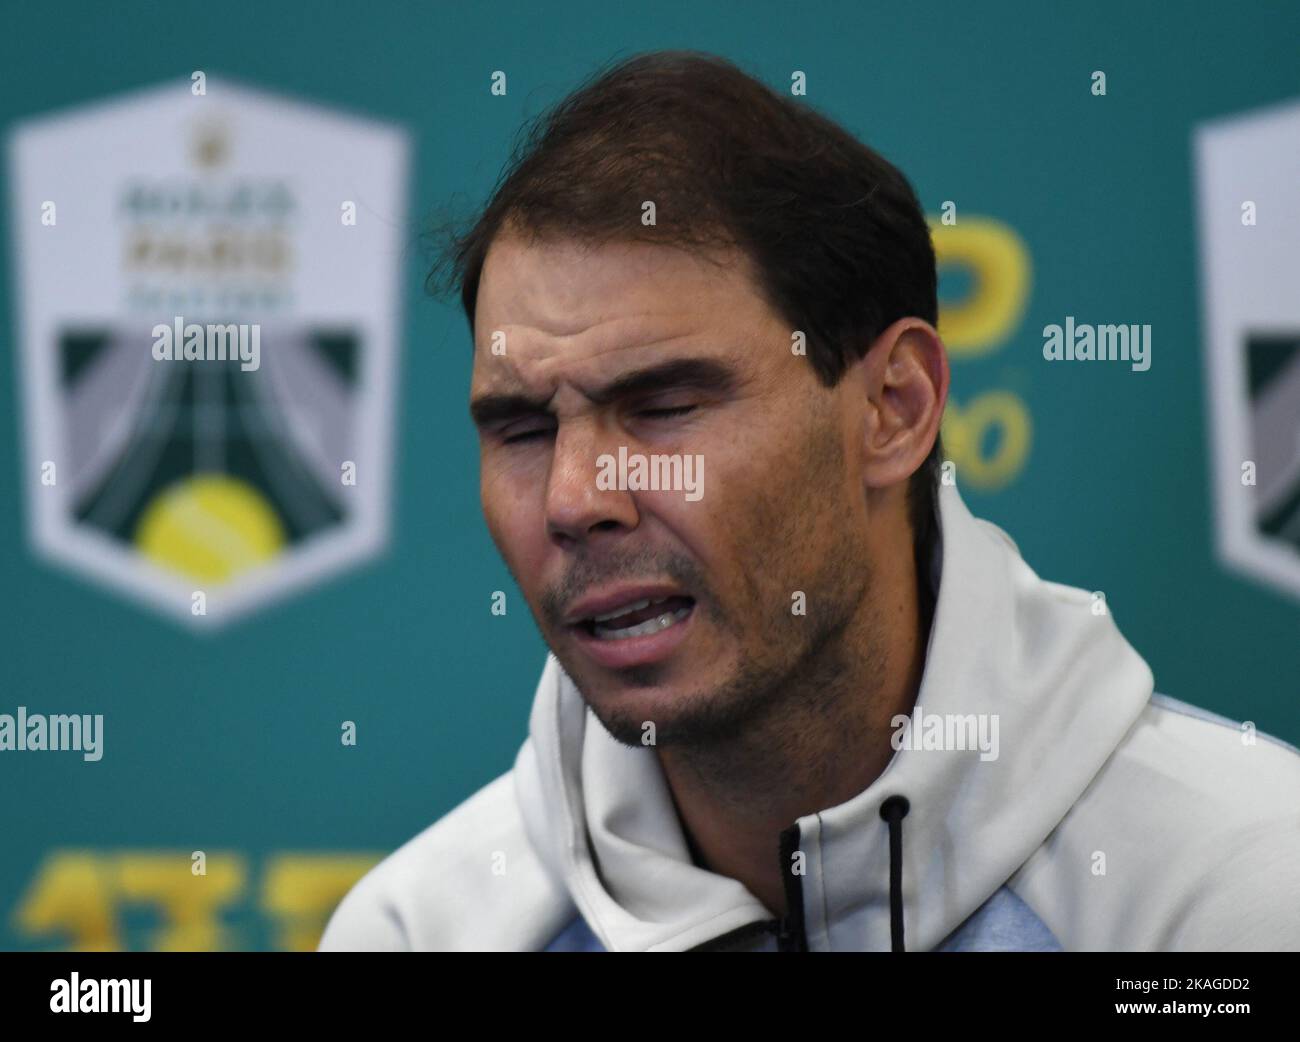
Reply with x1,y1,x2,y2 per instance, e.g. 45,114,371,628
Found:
319,481,1300,951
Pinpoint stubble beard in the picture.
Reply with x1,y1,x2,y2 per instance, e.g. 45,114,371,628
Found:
580,527,877,766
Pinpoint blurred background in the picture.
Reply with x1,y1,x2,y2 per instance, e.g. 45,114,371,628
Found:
1,1,1296,951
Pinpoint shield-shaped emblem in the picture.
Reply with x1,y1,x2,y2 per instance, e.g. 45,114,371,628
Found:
1195,98,1300,601
8,78,409,627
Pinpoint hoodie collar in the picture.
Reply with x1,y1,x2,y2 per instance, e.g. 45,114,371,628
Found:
514,481,1154,951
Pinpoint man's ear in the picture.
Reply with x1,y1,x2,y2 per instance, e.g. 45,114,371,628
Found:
854,316,949,493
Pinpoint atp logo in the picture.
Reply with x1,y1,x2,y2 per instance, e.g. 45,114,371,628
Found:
8,78,409,627
1195,97,1300,601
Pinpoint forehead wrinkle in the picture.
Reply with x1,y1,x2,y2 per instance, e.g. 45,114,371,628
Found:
473,317,719,401
478,306,712,357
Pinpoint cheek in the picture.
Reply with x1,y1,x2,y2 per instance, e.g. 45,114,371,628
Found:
719,432,845,575
650,471,748,596
481,472,544,575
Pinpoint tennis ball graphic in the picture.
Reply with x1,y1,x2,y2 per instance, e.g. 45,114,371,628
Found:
135,474,285,584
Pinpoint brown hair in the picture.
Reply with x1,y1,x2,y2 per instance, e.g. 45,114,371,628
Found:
427,49,944,593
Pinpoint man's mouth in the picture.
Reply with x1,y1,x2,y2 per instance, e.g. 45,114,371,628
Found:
564,586,698,669
582,595,695,640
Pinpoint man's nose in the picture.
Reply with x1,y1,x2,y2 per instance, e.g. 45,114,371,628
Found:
545,420,638,547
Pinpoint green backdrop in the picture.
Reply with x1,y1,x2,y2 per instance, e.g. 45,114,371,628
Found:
1,0,1296,950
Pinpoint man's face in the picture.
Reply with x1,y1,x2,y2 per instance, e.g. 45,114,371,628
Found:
470,233,879,747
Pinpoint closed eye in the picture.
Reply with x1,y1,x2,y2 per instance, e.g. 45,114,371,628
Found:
502,426,555,444
638,404,697,419
499,405,696,444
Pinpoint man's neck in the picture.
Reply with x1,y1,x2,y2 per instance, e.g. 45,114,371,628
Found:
656,557,930,919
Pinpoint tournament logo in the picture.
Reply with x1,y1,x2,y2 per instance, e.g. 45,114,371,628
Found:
1195,98,1300,601
8,78,408,627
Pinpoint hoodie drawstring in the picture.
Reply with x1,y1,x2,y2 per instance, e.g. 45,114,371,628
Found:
880,795,910,952
690,794,912,952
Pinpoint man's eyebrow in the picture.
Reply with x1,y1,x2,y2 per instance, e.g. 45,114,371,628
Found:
469,391,551,428
588,357,738,405
469,357,738,427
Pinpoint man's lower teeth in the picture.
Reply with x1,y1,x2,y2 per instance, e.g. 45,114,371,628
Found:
594,607,691,640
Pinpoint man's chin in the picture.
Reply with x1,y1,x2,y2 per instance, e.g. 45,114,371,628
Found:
586,690,698,749
559,663,702,746
572,671,763,750
548,636,756,747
